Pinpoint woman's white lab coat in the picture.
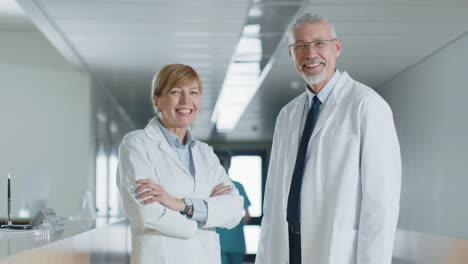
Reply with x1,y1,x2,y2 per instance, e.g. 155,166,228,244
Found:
256,72,401,264
117,118,244,264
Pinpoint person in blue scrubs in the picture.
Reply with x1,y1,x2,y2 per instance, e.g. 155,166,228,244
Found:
215,150,251,264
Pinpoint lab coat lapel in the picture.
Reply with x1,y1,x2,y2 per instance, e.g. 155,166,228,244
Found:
158,141,190,175
311,72,351,138
311,98,337,139
191,145,203,194
290,94,308,152
144,118,191,174
285,94,308,185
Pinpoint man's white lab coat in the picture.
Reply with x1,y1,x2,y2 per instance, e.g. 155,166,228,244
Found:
117,118,244,264
256,72,401,264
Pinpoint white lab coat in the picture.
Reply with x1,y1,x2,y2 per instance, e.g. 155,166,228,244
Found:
117,118,244,264
256,72,401,264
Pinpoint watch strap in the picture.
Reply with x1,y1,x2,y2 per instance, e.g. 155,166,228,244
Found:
181,198,192,215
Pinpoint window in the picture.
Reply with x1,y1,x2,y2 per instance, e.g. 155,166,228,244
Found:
95,142,108,217
227,151,267,258
95,117,122,221
229,155,262,217
244,225,261,255
108,153,120,217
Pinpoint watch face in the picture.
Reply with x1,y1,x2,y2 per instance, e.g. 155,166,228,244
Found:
182,198,193,214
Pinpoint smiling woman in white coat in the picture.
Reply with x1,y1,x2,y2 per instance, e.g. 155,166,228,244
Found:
117,64,244,264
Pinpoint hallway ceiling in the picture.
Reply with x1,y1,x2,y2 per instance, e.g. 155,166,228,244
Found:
14,0,468,142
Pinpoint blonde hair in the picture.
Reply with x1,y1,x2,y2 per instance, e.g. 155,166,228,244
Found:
151,64,202,113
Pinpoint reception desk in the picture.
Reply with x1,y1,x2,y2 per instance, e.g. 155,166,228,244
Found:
4,221,467,264
0,219,131,264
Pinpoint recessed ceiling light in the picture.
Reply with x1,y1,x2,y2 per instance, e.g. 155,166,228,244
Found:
0,0,25,16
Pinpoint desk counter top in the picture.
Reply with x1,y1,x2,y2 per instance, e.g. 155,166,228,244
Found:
0,219,130,264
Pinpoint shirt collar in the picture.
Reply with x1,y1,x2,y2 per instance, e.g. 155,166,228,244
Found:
156,119,196,148
305,69,341,106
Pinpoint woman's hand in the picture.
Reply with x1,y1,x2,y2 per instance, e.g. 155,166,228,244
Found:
135,179,185,212
210,183,232,197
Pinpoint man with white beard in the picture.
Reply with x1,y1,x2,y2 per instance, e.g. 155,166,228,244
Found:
256,13,401,264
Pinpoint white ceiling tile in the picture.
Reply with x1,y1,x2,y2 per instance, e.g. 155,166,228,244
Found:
17,0,468,140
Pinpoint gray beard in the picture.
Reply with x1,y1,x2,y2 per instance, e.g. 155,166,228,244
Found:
301,70,326,86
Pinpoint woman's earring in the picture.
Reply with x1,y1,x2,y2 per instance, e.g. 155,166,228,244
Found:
153,105,163,120
156,110,163,120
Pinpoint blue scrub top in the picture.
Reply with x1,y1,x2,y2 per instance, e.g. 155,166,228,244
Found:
216,181,251,253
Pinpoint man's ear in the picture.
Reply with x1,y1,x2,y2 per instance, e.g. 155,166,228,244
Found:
289,48,296,63
335,39,342,58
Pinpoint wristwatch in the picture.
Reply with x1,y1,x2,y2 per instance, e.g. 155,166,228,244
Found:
181,198,193,215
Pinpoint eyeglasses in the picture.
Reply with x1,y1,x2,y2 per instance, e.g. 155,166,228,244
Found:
289,39,338,53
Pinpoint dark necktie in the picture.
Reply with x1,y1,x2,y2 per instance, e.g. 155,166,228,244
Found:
287,96,322,224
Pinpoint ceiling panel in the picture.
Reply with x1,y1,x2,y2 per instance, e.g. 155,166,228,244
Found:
231,0,468,142
42,2,249,21
58,20,244,34
19,0,252,136
16,0,468,142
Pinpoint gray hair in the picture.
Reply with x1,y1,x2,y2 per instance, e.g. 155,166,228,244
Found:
288,13,338,44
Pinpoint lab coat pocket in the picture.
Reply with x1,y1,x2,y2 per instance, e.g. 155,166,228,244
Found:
198,230,221,263
319,133,359,191
331,228,358,264
166,236,205,263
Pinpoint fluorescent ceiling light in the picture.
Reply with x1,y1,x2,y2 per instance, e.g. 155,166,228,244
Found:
211,60,261,132
249,7,262,18
243,24,261,36
0,0,24,16
211,23,264,132
236,37,261,56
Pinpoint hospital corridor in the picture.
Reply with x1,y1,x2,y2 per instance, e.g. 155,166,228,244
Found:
1,0,468,263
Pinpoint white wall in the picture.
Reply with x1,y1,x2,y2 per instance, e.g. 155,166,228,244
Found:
0,29,91,218
377,33,468,239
